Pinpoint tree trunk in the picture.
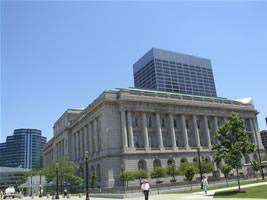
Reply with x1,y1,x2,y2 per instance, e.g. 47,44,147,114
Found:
236,168,240,192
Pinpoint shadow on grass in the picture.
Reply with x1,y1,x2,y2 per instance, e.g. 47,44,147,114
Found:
215,190,247,197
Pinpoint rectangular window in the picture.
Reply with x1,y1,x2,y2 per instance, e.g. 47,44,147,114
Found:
174,119,177,128
186,120,189,129
161,118,165,128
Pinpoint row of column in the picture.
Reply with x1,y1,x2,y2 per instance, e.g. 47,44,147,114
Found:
71,118,99,161
120,111,259,150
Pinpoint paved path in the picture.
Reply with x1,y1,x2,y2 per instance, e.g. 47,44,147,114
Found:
19,182,267,200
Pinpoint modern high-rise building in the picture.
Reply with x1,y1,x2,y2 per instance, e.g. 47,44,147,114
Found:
133,48,217,97
0,129,47,169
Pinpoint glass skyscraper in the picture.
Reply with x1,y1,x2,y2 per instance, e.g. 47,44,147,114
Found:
133,48,217,97
0,129,47,169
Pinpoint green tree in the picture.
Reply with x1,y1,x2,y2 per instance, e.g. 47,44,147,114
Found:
133,170,148,185
221,164,232,185
200,161,213,174
179,162,198,190
251,160,261,180
212,112,256,191
150,167,166,180
41,158,83,187
89,171,97,188
166,165,179,182
120,171,135,189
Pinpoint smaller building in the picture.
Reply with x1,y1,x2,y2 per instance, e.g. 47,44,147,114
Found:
0,167,30,190
260,130,267,150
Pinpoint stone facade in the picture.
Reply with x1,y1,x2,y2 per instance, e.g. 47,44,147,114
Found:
43,88,264,188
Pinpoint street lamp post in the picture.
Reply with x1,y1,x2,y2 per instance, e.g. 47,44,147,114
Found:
31,175,33,198
257,145,265,180
39,174,42,198
197,148,203,189
121,165,125,193
55,163,59,199
85,151,90,200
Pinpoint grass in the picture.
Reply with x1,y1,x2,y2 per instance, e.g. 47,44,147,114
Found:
213,185,267,199
172,179,267,194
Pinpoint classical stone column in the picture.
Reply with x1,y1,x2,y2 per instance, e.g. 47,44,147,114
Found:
252,118,264,150
192,115,201,148
120,111,128,150
127,111,134,148
94,119,98,153
76,132,79,161
80,128,84,159
169,114,177,150
78,130,82,160
181,115,189,149
142,112,150,149
203,116,212,149
89,123,93,155
156,113,164,149
84,125,88,152
249,118,256,143
214,116,219,131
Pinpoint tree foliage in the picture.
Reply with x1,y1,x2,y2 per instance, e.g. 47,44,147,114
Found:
120,171,136,188
179,162,198,181
89,171,97,188
221,164,232,185
251,160,261,179
212,112,256,191
41,157,82,185
200,161,213,174
166,165,179,181
150,167,166,179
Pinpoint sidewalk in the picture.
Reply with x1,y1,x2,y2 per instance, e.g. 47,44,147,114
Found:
20,181,267,200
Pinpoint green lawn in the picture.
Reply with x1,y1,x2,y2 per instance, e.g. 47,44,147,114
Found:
213,185,267,199
172,179,267,194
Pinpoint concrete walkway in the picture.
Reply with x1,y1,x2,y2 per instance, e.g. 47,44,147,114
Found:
19,182,267,200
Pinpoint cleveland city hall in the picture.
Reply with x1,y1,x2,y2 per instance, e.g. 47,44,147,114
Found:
43,87,264,188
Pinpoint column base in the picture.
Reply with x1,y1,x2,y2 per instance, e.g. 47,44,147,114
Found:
172,147,178,151
160,147,165,151
145,147,151,151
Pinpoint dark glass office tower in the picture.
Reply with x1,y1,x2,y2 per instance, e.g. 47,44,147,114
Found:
0,129,46,169
133,48,217,97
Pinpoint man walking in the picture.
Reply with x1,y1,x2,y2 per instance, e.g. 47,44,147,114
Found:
141,179,150,200
202,176,208,195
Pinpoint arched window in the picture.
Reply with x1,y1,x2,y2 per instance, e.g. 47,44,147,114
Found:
193,157,198,163
253,154,258,160
90,166,95,178
204,157,211,163
167,159,175,166
153,159,162,168
245,155,250,163
180,158,187,163
138,159,147,170
96,164,101,181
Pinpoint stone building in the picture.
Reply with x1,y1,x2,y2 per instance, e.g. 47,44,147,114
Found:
43,88,264,188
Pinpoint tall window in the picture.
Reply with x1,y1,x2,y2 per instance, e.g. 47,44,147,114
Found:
148,116,152,128
173,119,177,128
133,116,138,128
186,120,189,129
153,159,162,168
138,160,147,170
167,159,175,166
161,118,165,128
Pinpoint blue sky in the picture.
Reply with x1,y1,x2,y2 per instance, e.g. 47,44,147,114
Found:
1,1,267,142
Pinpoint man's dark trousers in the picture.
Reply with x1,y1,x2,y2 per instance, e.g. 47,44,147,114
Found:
144,190,149,200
